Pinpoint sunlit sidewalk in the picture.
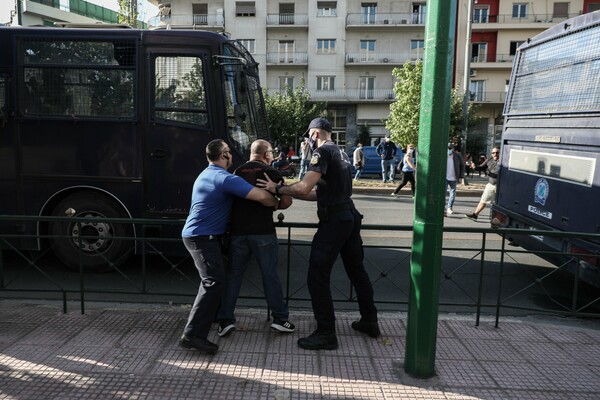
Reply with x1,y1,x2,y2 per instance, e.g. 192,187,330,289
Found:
1,300,599,399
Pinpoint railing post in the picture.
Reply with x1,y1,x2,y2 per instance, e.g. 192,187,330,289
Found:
494,234,507,328
475,232,487,326
77,221,85,314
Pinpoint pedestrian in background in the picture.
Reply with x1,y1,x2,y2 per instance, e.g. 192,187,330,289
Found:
257,117,380,351
217,139,295,337
391,144,416,198
466,147,500,220
298,137,311,179
179,139,278,355
445,144,465,216
353,143,365,181
376,136,398,183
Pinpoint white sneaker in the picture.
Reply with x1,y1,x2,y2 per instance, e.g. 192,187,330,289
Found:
446,208,453,215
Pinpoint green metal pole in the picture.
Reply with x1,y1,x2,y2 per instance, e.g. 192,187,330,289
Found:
404,0,457,378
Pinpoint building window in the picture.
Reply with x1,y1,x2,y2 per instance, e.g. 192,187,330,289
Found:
236,1,255,17
361,3,377,24
192,3,208,25
279,41,295,63
279,3,295,24
469,80,485,102
317,39,336,54
410,39,424,60
512,3,527,18
359,76,375,99
360,40,376,62
472,43,487,62
589,3,600,12
317,76,335,91
317,1,337,17
553,2,569,18
473,6,489,23
509,41,525,55
238,39,255,54
413,3,427,24
279,76,294,92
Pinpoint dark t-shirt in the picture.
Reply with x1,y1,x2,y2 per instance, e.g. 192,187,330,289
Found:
229,161,282,236
307,141,353,207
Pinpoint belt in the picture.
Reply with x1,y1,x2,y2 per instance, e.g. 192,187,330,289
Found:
326,202,354,213
194,235,221,241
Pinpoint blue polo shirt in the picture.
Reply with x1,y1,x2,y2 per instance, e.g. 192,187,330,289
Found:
182,164,254,237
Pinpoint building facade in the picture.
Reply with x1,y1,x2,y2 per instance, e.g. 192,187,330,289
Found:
148,0,429,148
3,0,122,27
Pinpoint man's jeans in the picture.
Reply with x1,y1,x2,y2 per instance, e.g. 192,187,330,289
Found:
446,180,457,209
218,234,289,322
381,159,395,182
298,159,310,180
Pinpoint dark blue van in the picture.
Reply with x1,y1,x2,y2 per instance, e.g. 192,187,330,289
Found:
348,146,404,177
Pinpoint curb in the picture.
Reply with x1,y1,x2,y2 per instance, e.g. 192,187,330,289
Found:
352,186,484,197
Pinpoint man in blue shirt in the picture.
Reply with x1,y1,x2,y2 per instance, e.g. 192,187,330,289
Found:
180,139,277,354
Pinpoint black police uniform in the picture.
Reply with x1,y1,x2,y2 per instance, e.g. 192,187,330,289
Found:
307,141,378,333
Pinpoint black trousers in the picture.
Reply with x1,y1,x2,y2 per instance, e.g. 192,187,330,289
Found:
308,208,378,333
392,171,415,196
182,236,225,339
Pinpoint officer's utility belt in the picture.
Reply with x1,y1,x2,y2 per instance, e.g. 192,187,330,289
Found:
317,202,354,222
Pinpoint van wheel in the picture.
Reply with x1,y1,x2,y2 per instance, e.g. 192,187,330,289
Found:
49,193,133,272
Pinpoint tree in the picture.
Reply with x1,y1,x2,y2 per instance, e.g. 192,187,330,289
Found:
264,82,327,148
118,0,140,28
385,61,481,150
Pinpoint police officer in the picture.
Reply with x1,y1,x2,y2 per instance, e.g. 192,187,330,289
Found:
257,118,380,350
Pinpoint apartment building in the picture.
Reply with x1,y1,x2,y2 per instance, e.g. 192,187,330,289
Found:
3,0,122,27
148,0,428,147
455,0,598,149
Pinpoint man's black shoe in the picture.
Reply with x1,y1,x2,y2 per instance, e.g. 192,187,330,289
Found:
297,331,338,350
179,335,218,354
351,320,381,338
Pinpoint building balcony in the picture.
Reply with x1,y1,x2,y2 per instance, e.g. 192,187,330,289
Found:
469,91,506,104
306,88,395,102
266,52,308,65
346,13,425,27
266,13,309,28
345,51,423,65
472,13,578,29
148,14,225,30
470,54,515,64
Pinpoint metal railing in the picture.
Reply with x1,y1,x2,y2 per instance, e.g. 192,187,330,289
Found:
345,51,423,64
148,14,225,29
346,13,425,26
1,215,599,326
473,13,580,24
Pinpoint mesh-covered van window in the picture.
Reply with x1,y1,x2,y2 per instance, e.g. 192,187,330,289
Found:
506,26,600,115
19,38,136,118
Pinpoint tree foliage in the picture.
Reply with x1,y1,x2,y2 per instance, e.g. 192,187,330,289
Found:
385,61,481,150
264,82,327,147
118,0,140,28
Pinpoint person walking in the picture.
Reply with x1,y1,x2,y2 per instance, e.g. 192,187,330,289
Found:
391,144,416,198
257,117,380,350
445,144,465,216
376,136,397,183
298,137,311,179
179,139,278,355
217,139,295,337
466,147,500,220
353,143,365,181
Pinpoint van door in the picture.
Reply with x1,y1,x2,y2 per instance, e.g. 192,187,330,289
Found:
144,49,213,217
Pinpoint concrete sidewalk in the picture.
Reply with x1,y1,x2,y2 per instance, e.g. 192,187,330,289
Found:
1,301,599,399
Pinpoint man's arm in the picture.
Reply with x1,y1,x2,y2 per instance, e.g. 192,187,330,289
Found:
257,171,320,201
245,187,278,208
277,194,293,210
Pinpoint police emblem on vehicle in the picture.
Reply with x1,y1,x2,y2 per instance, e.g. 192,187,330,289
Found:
534,178,549,206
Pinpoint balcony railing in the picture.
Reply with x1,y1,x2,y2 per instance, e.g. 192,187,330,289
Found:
473,13,579,24
471,54,515,64
345,51,423,64
266,52,308,65
266,13,309,26
346,13,425,26
469,91,506,103
305,88,395,101
148,14,225,29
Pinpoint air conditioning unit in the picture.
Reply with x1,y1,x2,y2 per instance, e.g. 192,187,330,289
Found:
383,19,389,24
469,69,477,77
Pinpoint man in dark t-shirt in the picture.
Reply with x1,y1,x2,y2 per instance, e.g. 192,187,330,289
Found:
216,140,295,337
258,118,380,351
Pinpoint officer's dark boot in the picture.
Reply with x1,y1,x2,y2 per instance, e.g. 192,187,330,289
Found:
298,330,338,350
351,319,381,338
